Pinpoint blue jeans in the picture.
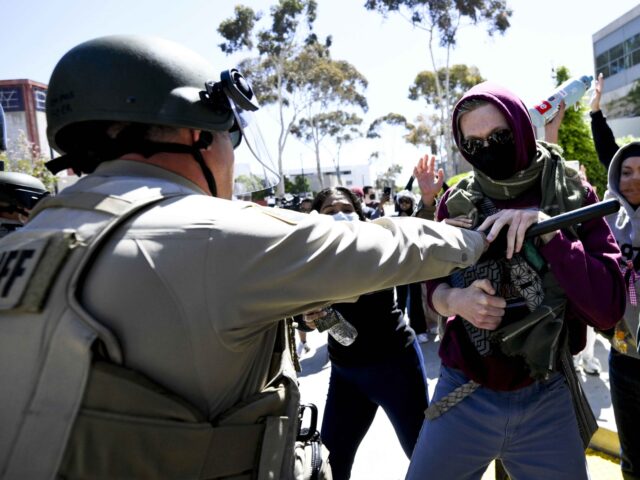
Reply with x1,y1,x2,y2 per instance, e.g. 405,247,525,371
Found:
609,349,640,479
321,342,428,480
406,366,588,480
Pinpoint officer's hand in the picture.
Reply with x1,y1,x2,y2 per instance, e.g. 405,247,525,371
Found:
302,309,326,330
477,209,554,259
452,279,506,330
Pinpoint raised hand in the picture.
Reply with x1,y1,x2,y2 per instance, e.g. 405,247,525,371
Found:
544,100,566,144
413,154,445,206
590,72,604,113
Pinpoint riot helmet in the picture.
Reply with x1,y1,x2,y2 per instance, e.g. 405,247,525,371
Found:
0,165,49,235
45,35,278,196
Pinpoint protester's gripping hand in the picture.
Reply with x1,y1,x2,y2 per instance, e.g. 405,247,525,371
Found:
544,100,566,144
590,72,604,113
414,154,445,206
435,279,506,330
477,209,556,259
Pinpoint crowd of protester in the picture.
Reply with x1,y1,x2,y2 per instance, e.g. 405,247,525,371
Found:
261,74,640,480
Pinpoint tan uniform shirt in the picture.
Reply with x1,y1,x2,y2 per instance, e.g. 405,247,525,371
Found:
26,159,485,419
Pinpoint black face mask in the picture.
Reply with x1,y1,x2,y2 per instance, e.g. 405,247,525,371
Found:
467,140,517,180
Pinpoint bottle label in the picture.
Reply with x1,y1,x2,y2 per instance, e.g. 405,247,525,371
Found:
534,100,552,115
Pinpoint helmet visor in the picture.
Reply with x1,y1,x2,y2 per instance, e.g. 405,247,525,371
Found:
230,104,280,195
212,69,279,196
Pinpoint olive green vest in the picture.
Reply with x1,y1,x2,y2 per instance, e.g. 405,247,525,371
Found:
0,190,303,480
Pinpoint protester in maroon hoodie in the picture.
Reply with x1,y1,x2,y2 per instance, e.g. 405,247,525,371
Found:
406,82,625,480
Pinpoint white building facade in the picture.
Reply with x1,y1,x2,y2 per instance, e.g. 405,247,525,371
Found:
593,4,640,136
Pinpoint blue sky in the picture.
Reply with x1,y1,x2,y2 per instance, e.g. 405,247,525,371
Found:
2,0,639,180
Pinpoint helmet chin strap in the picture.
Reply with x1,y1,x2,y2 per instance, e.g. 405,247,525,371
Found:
190,131,217,197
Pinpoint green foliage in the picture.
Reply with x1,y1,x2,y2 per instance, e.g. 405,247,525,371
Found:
218,5,261,53
218,1,320,195
406,64,484,154
365,1,511,175
287,42,368,188
218,1,365,193
409,64,484,109
367,113,410,139
291,111,363,145
284,174,310,194
625,80,640,116
553,66,607,196
367,112,438,153
364,1,512,47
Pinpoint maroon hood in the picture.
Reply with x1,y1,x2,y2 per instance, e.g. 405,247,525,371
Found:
452,81,537,173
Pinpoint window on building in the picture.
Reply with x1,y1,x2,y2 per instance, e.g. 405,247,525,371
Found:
596,52,609,71
33,89,46,111
597,32,640,79
610,44,624,62
0,87,24,111
611,57,625,75
625,33,640,54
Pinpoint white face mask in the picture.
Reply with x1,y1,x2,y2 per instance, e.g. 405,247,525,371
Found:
332,211,359,222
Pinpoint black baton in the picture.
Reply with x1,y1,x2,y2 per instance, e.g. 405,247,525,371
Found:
524,199,620,239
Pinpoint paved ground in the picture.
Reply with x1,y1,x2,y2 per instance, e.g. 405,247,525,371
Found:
297,326,620,480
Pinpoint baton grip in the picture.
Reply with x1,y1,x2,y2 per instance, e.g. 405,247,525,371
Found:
524,199,620,239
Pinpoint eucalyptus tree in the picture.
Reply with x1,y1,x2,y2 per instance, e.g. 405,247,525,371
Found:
408,64,484,173
217,1,319,196
289,42,368,188
364,0,511,174
367,112,437,154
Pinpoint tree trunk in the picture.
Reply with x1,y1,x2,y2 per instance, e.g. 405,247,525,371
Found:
315,141,323,189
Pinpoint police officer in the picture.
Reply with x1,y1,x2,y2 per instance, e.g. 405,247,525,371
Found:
0,103,49,237
0,167,49,237
0,35,486,479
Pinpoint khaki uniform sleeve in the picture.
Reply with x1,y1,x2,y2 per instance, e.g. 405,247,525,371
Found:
209,205,485,339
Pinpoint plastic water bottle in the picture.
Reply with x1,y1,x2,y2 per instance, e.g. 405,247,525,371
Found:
315,308,358,346
528,75,593,127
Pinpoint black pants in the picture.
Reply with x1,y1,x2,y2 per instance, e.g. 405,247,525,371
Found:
396,283,426,335
321,343,428,480
609,349,640,480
